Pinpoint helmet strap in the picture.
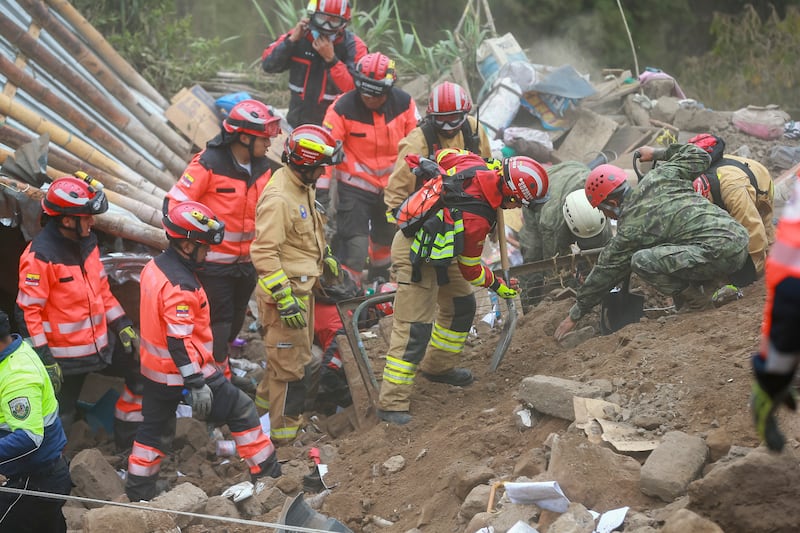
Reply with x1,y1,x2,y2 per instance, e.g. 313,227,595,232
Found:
172,238,206,271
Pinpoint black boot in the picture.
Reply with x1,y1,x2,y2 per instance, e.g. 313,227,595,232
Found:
377,409,412,425
420,368,474,386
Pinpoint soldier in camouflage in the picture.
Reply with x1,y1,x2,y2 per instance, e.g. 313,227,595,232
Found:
554,143,750,341
518,161,612,309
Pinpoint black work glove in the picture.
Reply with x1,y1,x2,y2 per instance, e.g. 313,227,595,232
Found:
35,344,63,395
751,354,797,452
253,450,282,481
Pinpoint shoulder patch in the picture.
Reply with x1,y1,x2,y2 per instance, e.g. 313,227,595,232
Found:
8,397,31,420
176,304,190,317
179,173,195,188
24,273,40,286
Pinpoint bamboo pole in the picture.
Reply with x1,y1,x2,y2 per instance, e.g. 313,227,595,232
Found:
0,11,188,175
0,124,164,210
17,0,191,159
0,173,167,249
0,93,169,199
44,0,169,109
0,54,176,191
0,145,161,227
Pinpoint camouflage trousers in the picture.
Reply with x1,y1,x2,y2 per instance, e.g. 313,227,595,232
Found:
630,243,748,296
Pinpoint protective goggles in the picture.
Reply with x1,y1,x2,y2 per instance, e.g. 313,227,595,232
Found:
355,78,392,98
431,112,467,131
310,12,347,31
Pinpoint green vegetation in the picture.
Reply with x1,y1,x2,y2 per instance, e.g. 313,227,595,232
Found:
72,0,235,97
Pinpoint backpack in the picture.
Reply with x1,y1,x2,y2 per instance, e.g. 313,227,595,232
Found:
701,157,769,209
395,166,496,284
417,118,481,190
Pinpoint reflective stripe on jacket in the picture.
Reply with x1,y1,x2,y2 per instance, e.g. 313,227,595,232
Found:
17,223,126,375
167,139,272,265
138,248,217,386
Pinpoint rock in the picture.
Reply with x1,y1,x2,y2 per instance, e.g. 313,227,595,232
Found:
148,482,208,529
82,504,178,532
559,326,596,349
459,484,491,521
652,96,681,123
641,431,708,502
547,502,595,533
174,418,210,451
512,447,547,478
547,432,655,511
382,455,406,475
237,486,285,518
70,448,125,502
63,504,87,530
705,427,732,462
204,495,240,520
518,376,610,421
452,465,494,500
661,508,723,533
688,447,800,533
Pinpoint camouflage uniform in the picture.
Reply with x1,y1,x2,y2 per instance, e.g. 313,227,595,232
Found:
518,162,611,307
568,144,749,322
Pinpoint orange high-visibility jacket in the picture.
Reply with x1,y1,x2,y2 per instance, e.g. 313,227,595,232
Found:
166,139,272,265
17,223,127,375
138,248,217,386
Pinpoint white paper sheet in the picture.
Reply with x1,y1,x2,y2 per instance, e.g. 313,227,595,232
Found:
594,506,628,533
504,481,570,513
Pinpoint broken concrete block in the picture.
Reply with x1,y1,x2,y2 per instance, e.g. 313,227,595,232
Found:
70,448,125,502
641,431,707,502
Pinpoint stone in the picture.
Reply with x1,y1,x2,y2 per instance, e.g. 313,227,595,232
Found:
641,431,707,502
148,482,208,529
705,427,732,463
204,495,240,520
459,484,491,521
452,465,495,500
70,448,125,502
82,505,178,533
547,502,595,533
661,508,723,533
518,376,610,421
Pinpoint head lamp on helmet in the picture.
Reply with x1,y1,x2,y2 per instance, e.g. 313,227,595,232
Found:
501,156,550,207
42,173,109,217
354,53,396,97
283,124,344,168
163,201,225,246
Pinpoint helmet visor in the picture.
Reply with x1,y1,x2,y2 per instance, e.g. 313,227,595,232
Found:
431,112,467,131
355,77,391,98
310,12,346,31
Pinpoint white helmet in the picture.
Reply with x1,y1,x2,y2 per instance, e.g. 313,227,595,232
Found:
563,189,607,239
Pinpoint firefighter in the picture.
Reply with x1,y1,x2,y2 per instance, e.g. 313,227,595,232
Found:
126,201,280,502
165,99,281,382
0,309,72,532
688,133,775,285
16,174,142,450
377,149,551,425
251,124,343,446
554,143,750,341
323,52,418,284
384,81,492,214
751,178,800,452
261,0,368,128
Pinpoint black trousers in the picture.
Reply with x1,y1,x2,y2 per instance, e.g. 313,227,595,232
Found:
0,455,72,533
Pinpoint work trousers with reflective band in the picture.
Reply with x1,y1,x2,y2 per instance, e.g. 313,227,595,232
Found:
198,264,257,370
630,243,748,296
255,294,314,445
126,372,274,502
378,233,476,412
332,183,395,277
0,455,72,533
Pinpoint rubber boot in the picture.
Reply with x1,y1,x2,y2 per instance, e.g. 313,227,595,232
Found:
377,409,412,425
420,367,474,386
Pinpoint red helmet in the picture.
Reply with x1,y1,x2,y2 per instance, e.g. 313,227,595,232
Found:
42,174,108,216
354,53,396,97
223,99,281,138
584,164,628,208
163,201,225,245
307,0,350,35
687,133,725,164
501,156,549,207
693,174,713,201
375,282,397,316
283,124,344,168
427,82,472,132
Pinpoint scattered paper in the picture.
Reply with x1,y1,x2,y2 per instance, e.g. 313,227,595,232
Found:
594,506,628,533
504,481,570,513
597,419,660,452
508,521,539,533
260,412,271,434
221,481,254,502
175,404,192,418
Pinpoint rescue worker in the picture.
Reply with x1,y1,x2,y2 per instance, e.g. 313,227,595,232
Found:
554,143,750,342
251,124,343,446
323,51,418,284
384,81,492,213
377,149,550,425
126,201,280,502
165,99,281,381
261,0,368,128
0,309,72,532
16,174,141,449
751,179,800,452
689,133,775,285
518,161,611,309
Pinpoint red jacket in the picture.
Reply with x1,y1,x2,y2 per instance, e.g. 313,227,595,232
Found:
323,88,418,194
138,248,217,386
17,223,129,375
166,137,272,266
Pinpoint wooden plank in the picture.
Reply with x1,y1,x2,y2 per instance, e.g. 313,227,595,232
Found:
554,108,618,164
335,334,377,429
